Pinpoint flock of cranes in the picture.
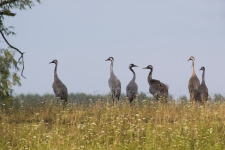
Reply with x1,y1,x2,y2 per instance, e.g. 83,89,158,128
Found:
49,56,208,105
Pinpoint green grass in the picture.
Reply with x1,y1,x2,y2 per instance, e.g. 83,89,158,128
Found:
0,99,225,149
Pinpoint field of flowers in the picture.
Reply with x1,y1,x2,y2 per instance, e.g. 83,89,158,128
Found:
0,98,225,149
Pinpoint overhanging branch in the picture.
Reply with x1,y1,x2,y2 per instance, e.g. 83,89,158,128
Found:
0,30,26,79
0,10,16,17
0,0,18,7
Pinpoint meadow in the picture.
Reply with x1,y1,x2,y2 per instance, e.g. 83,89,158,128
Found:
0,94,225,149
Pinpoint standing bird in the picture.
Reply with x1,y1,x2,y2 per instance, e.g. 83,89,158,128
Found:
143,65,168,102
126,64,138,103
188,56,201,102
49,60,68,105
199,66,208,103
105,57,121,106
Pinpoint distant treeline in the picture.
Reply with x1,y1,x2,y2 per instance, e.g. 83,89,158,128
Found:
14,93,225,104
0,93,225,109
10,92,172,107
14,92,154,106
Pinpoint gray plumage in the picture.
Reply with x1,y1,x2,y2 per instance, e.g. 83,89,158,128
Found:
105,57,121,105
199,66,208,103
126,64,138,103
50,60,68,104
188,56,201,102
143,65,168,101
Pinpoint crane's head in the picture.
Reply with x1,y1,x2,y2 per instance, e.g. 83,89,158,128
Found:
49,59,58,64
200,66,205,71
143,65,153,70
188,56,195,61
129,64,138,68
105,57,114,62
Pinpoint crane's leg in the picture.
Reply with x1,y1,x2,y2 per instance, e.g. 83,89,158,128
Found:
130,98,133,107
164,94,168,104
56,96,60,106
117,96,120,105
130,98,132,104
156,94,159,101
190,93,195,103
112,95,115,106
62,99,66,111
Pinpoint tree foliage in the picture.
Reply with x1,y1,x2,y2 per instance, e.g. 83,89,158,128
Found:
0,0,40,33
0,48,21,103
0,0,40,102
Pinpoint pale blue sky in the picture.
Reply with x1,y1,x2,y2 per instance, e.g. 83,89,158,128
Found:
2,0,225,98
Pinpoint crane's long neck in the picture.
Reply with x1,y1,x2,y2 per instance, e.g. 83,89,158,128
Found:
191,60,196,76
129,67,136,81
110,60,115,77
148,69,153,83
202,70,205,84
54,63,59,80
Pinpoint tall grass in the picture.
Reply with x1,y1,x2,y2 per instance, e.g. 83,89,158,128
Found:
0,97,225,149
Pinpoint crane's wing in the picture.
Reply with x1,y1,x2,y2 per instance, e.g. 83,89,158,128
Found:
199,84,208,101
188,77,200,93
108,77,121,98
53,82,68,101
149,79,168,98
126,82,138,98
151,79,168,91
126,83,138,97
115,78,121,98
188,77,201,101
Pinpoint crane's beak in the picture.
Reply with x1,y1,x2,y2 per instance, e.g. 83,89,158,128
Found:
134,65,138,67
49,61,54,64
105,58,110,61
143,67,148,69
187,58,192,61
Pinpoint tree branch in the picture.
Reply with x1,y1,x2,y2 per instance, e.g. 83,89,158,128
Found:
0,0,19,7
0,30,26,79
0,10,16,17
